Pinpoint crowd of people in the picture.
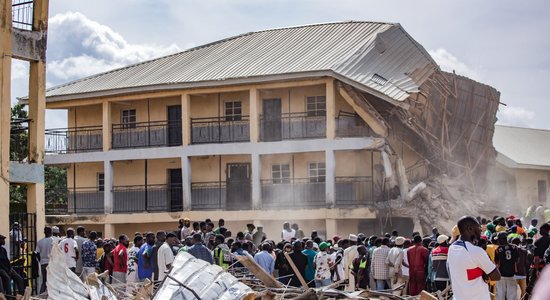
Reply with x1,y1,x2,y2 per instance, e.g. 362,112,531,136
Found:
1,215,550,299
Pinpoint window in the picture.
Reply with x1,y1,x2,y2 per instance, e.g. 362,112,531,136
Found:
306,96,326,117
97,173,105,192
308,162,326,183
225,101,242,121
271,164,290,184
121,109,136,128
538,180,547,204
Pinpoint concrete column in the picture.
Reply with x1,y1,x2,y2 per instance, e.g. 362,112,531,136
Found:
102,101,112,152
251,153,261,210
104,223,115,239
325,218,338,241
27,61,47,239
249,88,260,142
181,155,192,211
103,160,113,214
181,93,191,145
326,78,336,139
0,1,12,238
325,150,336,208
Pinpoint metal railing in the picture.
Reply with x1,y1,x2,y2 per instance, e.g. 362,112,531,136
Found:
112,184,182,213
261,178,326,209
336,111,372,137
12,0,33,30
191,180,252,210
260,112,326,141
191,116,250,144
112,120,182,149
45,187,104,215
335,176,375,207
45,126,103,154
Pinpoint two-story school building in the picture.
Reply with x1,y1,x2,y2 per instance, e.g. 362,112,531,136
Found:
42,21,446,239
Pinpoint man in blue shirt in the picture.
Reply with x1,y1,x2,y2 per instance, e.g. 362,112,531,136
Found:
188,233,214,264
254,243,275,275
137,232,155,281
302,240,318,285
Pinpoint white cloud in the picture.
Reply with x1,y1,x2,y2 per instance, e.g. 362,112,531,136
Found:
11,60,29,80
428,48,482,81
497,106,536,128
46,11,181,82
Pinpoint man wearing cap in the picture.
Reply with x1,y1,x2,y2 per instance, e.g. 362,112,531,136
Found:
343,234,359,291
448,216,501,300
313,242,333,287
180,218,192,239
0,234,25,296
387,236,405,294
431,235,450,292
158,232,178,281
51,226,61,244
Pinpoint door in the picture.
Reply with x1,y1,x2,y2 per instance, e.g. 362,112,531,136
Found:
167,105,182,146
226,163,251,210
262,99,282,141
169,169,183,211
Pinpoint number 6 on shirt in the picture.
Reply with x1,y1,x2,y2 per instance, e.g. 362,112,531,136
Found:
64,243,69,253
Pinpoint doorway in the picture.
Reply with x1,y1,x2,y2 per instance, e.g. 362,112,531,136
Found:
167,105,182,146
226,163,251,210
262,99,282,141
169,168,183,211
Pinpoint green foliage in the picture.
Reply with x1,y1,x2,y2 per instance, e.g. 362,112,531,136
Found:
45,165,68,205
10,103,28,161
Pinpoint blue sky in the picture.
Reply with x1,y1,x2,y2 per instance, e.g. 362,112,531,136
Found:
10,0,550,129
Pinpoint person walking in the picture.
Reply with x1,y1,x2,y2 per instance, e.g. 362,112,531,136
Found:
448,216,501,300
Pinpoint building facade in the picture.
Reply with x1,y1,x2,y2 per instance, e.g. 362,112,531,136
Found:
43,21,442,239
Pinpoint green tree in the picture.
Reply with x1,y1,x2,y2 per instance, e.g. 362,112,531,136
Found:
9,104,68,211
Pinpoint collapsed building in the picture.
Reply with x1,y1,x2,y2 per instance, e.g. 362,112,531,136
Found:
41,21,500,238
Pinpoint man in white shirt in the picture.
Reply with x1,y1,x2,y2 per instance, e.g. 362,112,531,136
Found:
36,226,54,293
157,232,177,281
448,216,501,300
59,228,79,272
343,234,359,291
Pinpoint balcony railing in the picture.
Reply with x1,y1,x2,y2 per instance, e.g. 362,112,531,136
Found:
261,178,326,209
191,116,250,144
260,113,326,141
191,180,251,210
335,176,375,207
336,111,372,137
12,0,33,30
45,126,103,154
112,184,182,213
112,120,182,149
45,187,104,215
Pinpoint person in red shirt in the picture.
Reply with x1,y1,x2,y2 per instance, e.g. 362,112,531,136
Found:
406,235,429,296
112,235,129,283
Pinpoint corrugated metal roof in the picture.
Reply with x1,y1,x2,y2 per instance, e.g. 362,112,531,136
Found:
45,21,438,103
493,125,550,169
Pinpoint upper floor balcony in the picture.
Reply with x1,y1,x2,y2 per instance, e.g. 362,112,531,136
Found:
45,126,102,154
112,120,182,149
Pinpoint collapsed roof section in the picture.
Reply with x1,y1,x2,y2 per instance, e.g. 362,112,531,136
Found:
43,21,438,104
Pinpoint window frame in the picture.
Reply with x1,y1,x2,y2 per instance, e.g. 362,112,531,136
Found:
271,163,291,184
121,109,137,129
97,173,105,192
224,101,242,121
308,162,326,183
306,96,326,117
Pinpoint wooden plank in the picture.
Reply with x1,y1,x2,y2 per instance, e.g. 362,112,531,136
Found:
283,251,309,289
235,255,283,288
